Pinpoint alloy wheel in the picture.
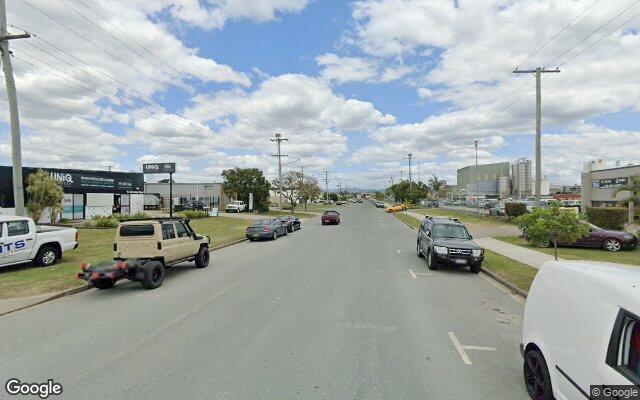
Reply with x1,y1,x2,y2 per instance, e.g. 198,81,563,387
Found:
604,239,621,252
523,353,546,399
42,250,56,265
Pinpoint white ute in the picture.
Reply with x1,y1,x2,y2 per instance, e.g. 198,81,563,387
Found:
0,216,78,268
521,260,640,400
225,200,246,213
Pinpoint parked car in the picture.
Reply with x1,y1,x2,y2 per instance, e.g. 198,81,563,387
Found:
246,218,287,240
488,203,506,216
416,216,484,273
526,223,637,252
225,200,246,213
183,200,207,211
0,216,78,268
78,218,210,290
521,260,640,400
385,204,407,213
321,210,340,225
277,215,301,232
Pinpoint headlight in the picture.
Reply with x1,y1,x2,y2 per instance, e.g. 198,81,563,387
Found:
433,246,448,255
472,249,483,257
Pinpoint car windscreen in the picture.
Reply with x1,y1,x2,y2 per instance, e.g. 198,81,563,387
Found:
324,211,338,216
432,224,470,239
120,224,155,236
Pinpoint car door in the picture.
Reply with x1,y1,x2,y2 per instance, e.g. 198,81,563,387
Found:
417,220,428,254
574,225,600,247
174,221,197,258
2,219,35,265
160,222,181,263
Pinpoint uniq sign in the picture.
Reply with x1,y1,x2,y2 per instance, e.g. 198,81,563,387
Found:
143,163,175,174
48,172,74,185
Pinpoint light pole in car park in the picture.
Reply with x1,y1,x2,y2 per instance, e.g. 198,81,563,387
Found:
475,139,480,216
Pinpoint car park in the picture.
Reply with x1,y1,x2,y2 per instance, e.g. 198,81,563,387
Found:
0,216,78,268
521,260,640,400
246,218,288,240
321,210,340,225
385,204,407,213
77,218,210,290
416,216,484,273
277,215,301,232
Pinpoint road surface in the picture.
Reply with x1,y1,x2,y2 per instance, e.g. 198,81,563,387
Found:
1,203,529,399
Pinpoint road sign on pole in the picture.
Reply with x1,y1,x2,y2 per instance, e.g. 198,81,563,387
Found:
143,162,176,217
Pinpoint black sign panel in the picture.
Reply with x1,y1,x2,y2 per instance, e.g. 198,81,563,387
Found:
594,177,629,189
143,163,175,174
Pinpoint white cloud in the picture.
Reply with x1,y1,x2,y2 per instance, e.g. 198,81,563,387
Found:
316,52,412,84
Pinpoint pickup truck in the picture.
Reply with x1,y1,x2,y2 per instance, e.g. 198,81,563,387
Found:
225,200,246,213
0,216,78,268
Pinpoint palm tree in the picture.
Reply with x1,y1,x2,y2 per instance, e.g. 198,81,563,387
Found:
428,175,446,199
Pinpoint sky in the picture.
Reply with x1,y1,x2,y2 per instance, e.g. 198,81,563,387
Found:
1,0,640,190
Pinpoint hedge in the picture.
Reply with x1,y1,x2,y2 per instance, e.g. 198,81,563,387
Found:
505,202,528,217
176,210,209,219
585,207,627,230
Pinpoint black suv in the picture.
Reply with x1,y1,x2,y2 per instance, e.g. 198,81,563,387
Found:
416,216,484,273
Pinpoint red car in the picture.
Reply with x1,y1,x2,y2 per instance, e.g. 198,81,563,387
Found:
321,210,340,225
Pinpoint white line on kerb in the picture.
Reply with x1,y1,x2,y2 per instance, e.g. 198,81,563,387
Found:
408,269,417,279
448,331,472,365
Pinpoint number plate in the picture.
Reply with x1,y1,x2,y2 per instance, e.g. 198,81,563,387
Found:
454,259,467,265
253,234,260,238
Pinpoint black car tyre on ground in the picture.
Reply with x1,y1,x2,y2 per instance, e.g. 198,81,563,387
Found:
272,232,277,240
195,246,210,268
523,349,554,400
603,238,622,252
36,246,58,267
427,251,438,270
92,280,115,289
469,263,481,273
417,241,424,258
141,261,165,289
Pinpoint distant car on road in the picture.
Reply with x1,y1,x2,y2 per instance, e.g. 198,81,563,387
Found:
277,215,301,232
521,260,640,400
321,210,340,225
526,223,637,252
385,204,407,213
225,200,246,213
416,216,484,273
246,218,287,240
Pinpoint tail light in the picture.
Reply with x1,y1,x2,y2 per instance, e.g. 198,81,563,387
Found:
263,227,271,232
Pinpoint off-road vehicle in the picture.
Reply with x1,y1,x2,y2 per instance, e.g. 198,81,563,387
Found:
77,218,210,290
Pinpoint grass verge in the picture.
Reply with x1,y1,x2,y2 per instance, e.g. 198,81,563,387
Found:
410,208,508,226
495,235,640,267
0,216,253,299
394,212,422,229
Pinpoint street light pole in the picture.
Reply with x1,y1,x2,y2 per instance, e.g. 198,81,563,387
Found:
475,139,480,215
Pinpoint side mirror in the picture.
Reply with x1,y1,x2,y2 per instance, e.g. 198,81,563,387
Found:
425,231,431,237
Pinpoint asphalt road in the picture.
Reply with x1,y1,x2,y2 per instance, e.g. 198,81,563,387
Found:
1,203,529,400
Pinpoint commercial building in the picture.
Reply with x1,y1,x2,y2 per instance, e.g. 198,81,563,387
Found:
511,158,532,198
456,162,511,197
0,166,144,220
144,182,225,211
581,160,640,210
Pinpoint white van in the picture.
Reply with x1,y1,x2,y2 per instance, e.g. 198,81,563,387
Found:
521,261,640,399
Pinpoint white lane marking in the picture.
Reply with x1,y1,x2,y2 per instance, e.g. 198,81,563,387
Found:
408,269,417,279
463,345,497,351
448,331,472,365
479,274,525,304
414,272,432,276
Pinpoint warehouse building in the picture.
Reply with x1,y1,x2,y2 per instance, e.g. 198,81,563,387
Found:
0,166,144,220
456,162,511,197
143,182,225,211
581,160,640,210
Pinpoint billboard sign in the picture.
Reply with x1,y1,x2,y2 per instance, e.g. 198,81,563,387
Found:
143,163,176,174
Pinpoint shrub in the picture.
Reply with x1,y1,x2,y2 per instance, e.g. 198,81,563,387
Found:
177,210,209,219
94,216,119,228
586,207,627,230
112,211,150,221
505,202,527,217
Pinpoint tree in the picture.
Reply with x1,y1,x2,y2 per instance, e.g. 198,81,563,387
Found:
428,175,446,198
298,175,322,210
385,180,428,204
25,170,64,223
373,191,386,201
274,171,303,212
515,204,589,260
222,168,271,212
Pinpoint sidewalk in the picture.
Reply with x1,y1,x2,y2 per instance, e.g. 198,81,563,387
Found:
474,237,559,269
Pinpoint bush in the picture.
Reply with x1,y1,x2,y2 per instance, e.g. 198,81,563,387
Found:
505,202,527,217
94,216,119,228
112,211,150,221
177,210,209,219
586,207,627,230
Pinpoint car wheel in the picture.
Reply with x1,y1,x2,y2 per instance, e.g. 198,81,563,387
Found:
283,229,288,236
470,263,481,273
427,251,438,270
523,348,554,400
36,246,58,267
92,280,115,289
603,238,622,252
417,241,424,258
195,246,210,268
140,261,165,289
273,232,278,240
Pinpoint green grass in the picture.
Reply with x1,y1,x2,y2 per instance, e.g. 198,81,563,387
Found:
0,216,252,299
495,236,640,267
395,212,537,292
483,250,538,292
410,208,508,226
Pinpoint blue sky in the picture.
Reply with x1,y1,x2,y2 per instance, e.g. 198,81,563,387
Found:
2,0,640,189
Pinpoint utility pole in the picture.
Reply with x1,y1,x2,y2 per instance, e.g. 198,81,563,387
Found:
475,139,480,216
0,1,30,216
514,67,560,208
416,149,422,184
270,133,288,211
398,170,403,181
404,153,413,198
323,171,330,202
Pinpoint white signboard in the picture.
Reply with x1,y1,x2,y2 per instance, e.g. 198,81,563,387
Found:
249,193,254,211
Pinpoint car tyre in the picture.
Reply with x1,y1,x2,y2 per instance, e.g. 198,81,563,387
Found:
603,238,622,252
470,263,481,273
195,246,210,268
523,348,554,400
417,242,424,258
272,232,277,240
36,246,58,267
427,251,438,270
140,261,165,289
92,280,115,289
